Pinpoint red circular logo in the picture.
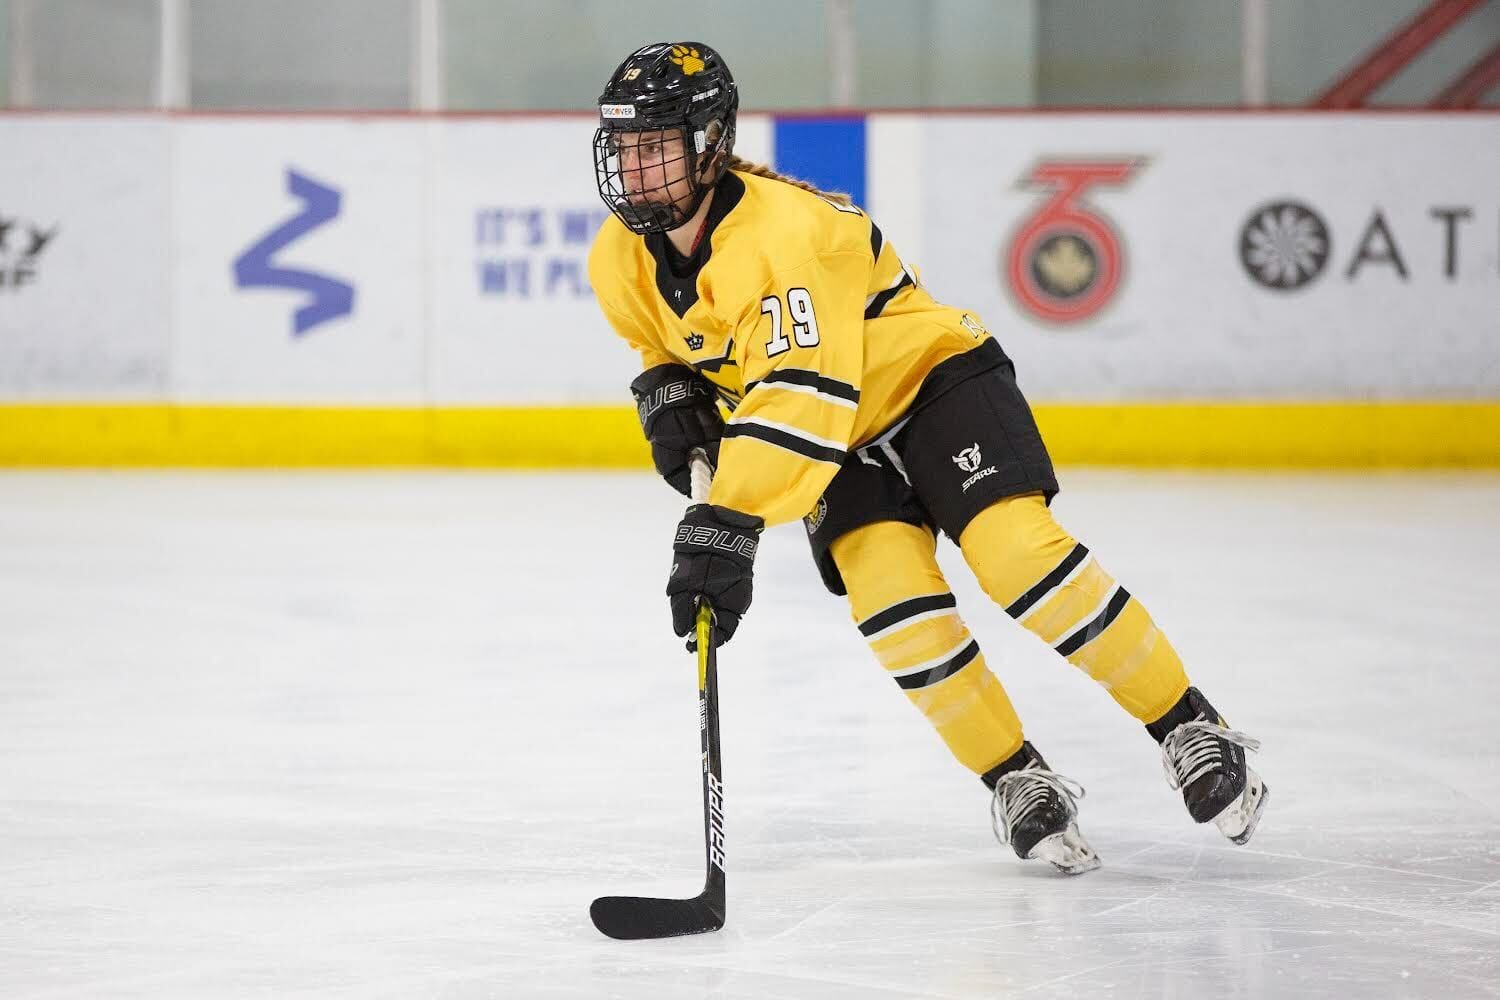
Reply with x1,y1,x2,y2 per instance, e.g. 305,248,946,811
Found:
1004,160,1141,325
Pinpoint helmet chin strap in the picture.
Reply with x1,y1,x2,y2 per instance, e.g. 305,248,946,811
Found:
674,141,724,236
667,177,714,251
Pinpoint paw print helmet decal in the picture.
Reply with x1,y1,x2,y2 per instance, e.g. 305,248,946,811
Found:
592,42,739,236
669,45,706,76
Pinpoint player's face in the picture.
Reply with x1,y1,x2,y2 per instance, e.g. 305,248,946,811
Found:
615,130,693,210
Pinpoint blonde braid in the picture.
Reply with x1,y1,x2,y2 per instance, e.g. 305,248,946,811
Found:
726,155,854,207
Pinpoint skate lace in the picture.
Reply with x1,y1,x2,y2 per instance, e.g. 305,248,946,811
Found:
1160,720,1261,791
989,766,1086,847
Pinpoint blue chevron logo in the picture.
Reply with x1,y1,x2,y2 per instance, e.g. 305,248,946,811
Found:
233,169,355,337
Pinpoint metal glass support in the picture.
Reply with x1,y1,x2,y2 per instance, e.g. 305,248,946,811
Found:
826,0,856,108
1241,0,1267,107
412,0,444,111
156,0,189,109
9,0,32,107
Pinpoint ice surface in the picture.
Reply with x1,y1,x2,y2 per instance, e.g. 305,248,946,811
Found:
1,470,1497,998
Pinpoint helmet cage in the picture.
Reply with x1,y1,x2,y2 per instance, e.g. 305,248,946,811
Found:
593,117,735,236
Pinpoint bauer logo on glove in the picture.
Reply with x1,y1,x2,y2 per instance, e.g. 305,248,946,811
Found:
668,504,762,649
673,523,758,559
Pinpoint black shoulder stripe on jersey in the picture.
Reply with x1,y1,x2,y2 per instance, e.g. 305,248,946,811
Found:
1004,543,1089,620
749,368,861,403
895,640,979,690
1055,587,1132,657
858,592,956,637
723,422,845,465
870,221,884,263
864,273,913,320
692,337,737,374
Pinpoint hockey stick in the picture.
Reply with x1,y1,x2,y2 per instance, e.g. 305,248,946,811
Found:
589,451,726,939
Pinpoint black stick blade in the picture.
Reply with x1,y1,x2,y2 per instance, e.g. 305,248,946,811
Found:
589,893,725,940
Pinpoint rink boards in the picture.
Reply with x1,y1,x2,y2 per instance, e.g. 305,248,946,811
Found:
0,111,1495,466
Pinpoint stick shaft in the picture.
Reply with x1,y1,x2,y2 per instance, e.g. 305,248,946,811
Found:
585,449,726,938
688,449,712,504
688,448,725,895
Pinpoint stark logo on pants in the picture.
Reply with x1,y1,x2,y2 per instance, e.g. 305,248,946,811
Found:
953,444,983,473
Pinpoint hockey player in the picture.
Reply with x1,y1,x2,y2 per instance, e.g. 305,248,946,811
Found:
587,42,1267,874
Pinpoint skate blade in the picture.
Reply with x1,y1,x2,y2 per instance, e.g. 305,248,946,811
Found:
1027,824,1102,876
1213,769,1268,846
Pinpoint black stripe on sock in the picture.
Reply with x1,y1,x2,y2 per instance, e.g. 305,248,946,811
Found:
858,592,957,638
756,368,861,403
864,273,913,320
1004,543,1089,620
1055,587,1132,657
895,640,980,690
723,422,845,465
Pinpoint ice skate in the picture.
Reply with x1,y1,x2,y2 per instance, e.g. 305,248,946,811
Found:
1151,688,1268,845
985,743,1101,875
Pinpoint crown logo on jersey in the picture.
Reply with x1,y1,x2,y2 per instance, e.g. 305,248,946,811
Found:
670,45,705,75
684,332,705,351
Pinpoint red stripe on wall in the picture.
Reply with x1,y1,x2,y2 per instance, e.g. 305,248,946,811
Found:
1314,0,1485,108
1432,42,1500,107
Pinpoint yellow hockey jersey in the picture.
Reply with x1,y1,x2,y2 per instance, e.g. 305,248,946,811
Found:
588,169,1001,527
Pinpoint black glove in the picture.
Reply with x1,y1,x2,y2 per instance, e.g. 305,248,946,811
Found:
630,364,722,497
669,504,763,649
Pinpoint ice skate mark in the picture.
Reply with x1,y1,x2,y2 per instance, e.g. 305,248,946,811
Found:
1085,889,1165,918
1124,863,1500,939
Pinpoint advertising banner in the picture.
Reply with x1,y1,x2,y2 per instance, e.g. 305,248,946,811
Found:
171,119,428,403
427,116,622,405
894,114,1499,400
0,117,171,399
2,112,1493,426
427,113,773,404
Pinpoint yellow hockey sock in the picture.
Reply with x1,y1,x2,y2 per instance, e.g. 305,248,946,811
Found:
959,494,1189,724
833,520,1025,775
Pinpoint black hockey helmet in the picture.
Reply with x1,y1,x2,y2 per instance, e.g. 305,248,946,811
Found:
592,42,739,235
